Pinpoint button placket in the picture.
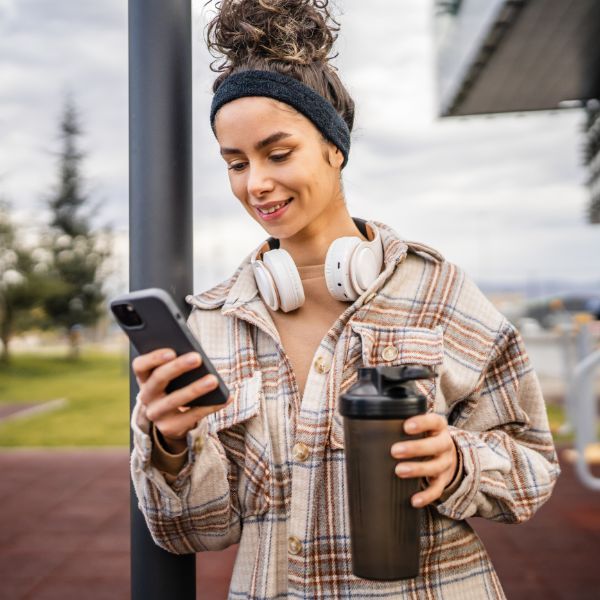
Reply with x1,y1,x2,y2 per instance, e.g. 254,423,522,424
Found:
288,348,332,572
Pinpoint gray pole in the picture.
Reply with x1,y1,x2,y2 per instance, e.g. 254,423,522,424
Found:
128,1,195,598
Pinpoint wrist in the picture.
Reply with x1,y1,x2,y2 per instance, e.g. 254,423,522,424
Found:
156,426,188,454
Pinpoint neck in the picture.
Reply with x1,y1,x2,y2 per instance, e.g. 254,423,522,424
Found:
278,203,366,267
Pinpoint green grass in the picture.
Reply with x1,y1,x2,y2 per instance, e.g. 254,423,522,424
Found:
0,351,130,446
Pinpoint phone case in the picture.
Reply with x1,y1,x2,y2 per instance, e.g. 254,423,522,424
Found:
110,288,230,407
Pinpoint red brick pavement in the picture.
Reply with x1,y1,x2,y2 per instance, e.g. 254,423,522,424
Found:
0,447,597,599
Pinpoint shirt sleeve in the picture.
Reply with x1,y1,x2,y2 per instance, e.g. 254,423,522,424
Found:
130,392,242,553
433,321,561,523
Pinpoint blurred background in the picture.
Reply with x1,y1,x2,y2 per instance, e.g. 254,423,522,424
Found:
1,0,599,598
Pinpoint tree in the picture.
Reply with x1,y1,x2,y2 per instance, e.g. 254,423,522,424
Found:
43,95,110,359
0,199,57,363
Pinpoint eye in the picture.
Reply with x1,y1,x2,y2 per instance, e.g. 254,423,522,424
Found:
227,161,247,172
270,152,291,163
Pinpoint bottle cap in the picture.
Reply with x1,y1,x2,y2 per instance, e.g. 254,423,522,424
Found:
339,366,435,419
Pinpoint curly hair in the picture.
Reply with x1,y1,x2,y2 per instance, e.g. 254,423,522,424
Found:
204,0,355,133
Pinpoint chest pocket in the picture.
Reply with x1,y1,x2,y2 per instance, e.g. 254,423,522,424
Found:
207,371,272,516
329,325,445,450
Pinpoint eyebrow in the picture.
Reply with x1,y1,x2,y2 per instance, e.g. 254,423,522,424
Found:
219,131,293,156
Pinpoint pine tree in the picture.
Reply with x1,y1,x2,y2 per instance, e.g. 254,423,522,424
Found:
0,199,57,363
43,96,110,359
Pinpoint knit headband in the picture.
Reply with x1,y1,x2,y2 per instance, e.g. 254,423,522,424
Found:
210,70,351,169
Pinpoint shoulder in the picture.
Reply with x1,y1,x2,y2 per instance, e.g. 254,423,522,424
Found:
387,237,511,349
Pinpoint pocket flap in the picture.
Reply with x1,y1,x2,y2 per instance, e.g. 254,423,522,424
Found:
351,324,444,368
207,371,262,433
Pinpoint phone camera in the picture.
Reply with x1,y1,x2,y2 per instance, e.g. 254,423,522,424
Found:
112,303,144,328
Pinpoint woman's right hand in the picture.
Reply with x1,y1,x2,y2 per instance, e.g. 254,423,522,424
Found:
132,348,232,453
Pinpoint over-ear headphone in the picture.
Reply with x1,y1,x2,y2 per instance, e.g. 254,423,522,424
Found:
251,219,384,312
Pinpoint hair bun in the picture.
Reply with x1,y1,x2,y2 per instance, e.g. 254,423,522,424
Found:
205,0,340,72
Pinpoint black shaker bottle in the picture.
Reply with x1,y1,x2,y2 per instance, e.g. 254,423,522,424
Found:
339,365,436,580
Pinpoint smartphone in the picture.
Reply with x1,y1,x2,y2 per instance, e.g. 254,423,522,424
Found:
110,287,230,407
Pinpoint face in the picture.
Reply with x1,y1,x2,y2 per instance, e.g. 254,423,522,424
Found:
214,96,345,242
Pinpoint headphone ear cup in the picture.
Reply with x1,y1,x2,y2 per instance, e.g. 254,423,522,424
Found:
351,246,382,294
263,249,305,312
325,237,361,301
252,259,280,311
350,225,384,295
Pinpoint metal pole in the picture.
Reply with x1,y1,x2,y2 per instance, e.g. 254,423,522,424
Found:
129,1,195,598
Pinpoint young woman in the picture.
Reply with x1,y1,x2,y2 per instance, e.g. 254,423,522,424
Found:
130,1,560,598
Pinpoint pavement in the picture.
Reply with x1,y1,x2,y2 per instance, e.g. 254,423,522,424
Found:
0,446,598,600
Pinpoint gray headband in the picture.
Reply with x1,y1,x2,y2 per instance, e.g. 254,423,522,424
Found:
210,69,351,168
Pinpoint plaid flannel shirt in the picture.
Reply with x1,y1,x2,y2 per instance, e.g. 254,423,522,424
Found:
131,221,560,599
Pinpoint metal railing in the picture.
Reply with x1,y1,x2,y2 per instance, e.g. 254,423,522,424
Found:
571,328,600,490
562,317,600,490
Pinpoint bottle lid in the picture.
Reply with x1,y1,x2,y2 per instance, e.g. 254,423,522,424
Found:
339,366,434,419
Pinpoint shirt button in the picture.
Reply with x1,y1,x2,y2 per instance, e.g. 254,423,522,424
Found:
314,356,330,374
292,442,310,462
193,436,204,454
288,536,302,555
381,346,399,361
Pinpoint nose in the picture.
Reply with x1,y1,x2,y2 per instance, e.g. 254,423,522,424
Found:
247,162,275,198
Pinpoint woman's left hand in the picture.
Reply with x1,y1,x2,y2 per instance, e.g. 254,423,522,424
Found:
390,413,459,508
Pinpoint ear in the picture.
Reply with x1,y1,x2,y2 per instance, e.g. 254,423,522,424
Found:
329,145,344,169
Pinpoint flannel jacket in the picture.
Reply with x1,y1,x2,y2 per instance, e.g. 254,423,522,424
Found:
130,220,560,599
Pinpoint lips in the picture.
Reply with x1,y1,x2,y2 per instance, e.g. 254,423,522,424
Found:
255,198,293,215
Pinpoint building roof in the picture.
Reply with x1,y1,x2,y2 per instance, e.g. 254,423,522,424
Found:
436,0,600,116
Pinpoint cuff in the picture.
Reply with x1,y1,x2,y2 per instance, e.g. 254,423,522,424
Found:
433,427,481,519
441,436,464,497
131,392,153,468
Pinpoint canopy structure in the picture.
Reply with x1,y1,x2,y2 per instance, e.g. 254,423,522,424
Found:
435,0,600,117
434,0,600,222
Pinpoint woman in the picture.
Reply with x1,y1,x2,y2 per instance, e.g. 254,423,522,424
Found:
130,1,560,598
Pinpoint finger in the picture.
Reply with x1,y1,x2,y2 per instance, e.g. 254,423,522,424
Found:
145,373,217,422
178,395,234,429
404,413,447,435
411,475,447,508
156,396,235,441
395,454,454,479
144,352,203,398
391,432,453,459
132,348,176,383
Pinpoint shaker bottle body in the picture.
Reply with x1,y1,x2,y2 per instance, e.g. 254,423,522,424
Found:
344,418,423,580
340,366,433,581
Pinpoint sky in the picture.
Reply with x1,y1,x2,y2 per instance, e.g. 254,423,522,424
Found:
0,0,598,297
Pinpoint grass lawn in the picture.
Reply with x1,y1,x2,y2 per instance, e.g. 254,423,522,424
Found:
0,351,130,446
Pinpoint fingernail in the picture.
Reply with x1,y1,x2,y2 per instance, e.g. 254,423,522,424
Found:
396,464,411,475
185,353,200,365
405,421,417,433
162,350,175,360
392,444,406,457
412,497,423,507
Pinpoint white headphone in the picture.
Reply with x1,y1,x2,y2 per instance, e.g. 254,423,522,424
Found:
251,219,384,312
